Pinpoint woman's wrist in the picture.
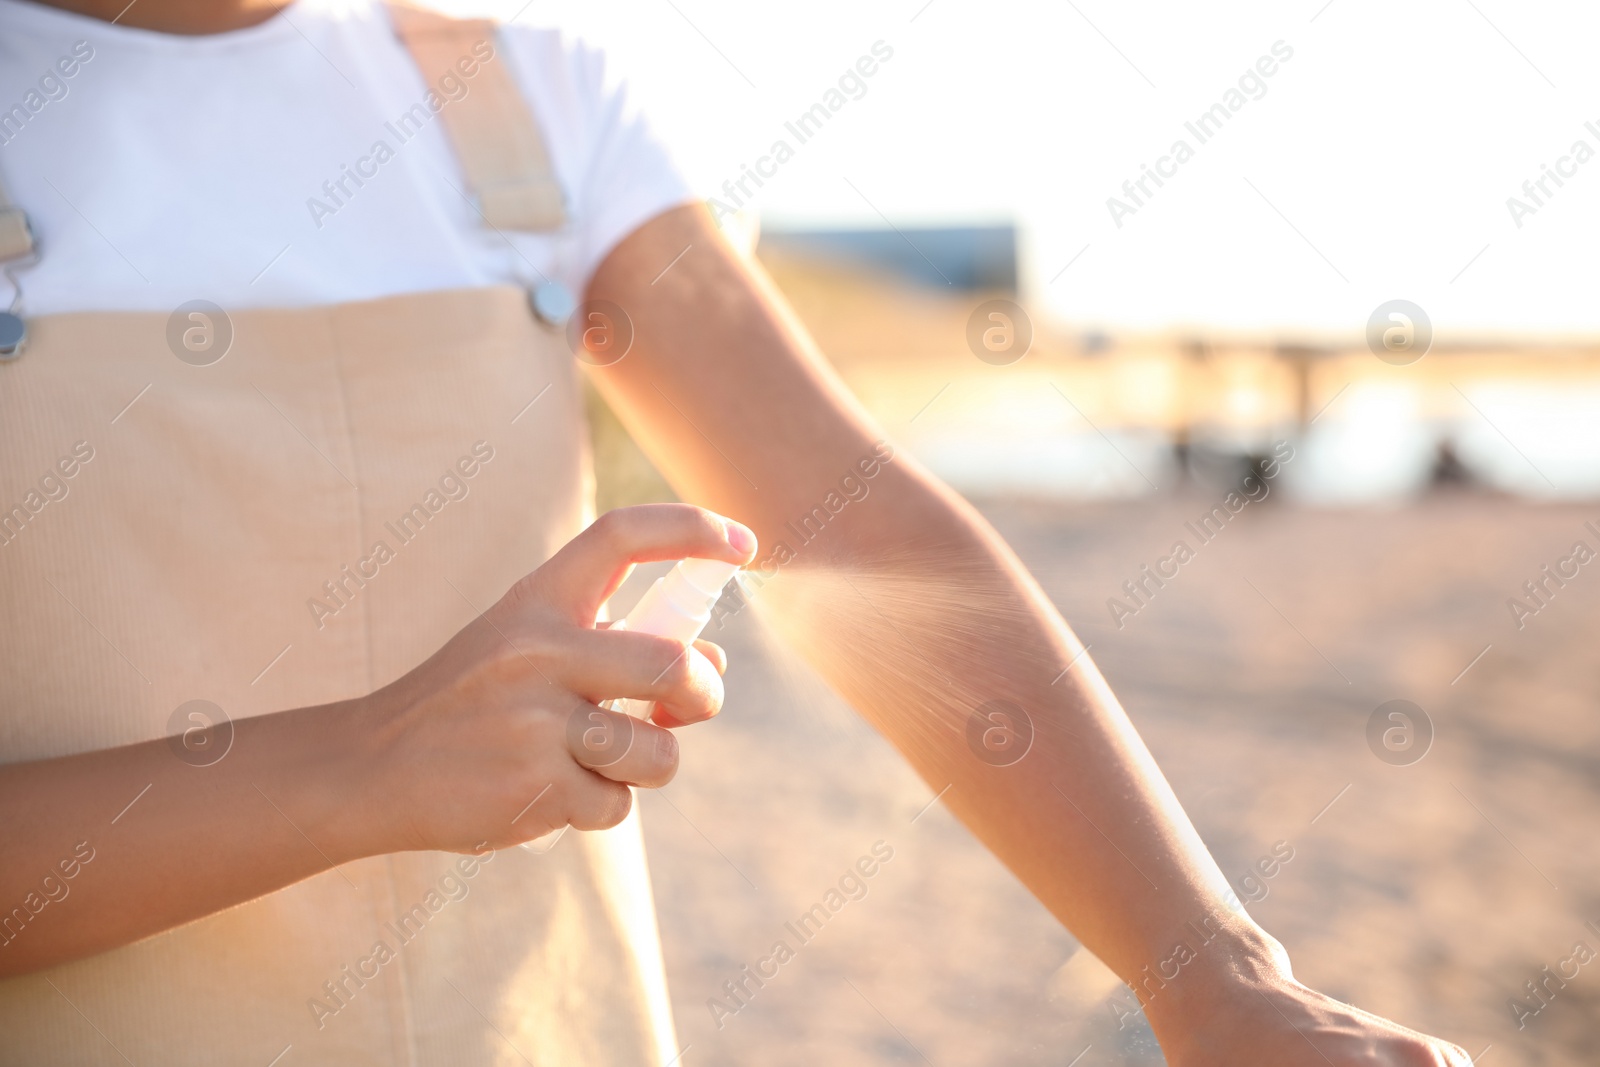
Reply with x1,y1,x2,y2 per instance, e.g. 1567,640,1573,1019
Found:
250,696,396,867
1134,911,1293,1045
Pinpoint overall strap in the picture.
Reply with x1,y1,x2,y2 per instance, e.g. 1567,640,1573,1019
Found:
388,3,568,232
0,177,35,264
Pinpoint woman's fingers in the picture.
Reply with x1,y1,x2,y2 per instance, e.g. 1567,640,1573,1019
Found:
554,769,635,832
548,627,724,723
452,503,754,844
694,638,727,675
563,703,680,788
529,504,756,623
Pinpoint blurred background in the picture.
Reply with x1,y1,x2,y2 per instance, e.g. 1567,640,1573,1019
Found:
458,0,1599,1062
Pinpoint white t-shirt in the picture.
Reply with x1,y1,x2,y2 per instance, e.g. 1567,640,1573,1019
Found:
0,0,696,317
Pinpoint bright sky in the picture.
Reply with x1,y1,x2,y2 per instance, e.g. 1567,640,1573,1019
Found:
451,0,1600,339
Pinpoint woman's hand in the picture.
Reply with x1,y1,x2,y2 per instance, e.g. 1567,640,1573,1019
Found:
1198,983,1474,1066
351,503,757,855
1151,930,1474,1066
0,502,755,976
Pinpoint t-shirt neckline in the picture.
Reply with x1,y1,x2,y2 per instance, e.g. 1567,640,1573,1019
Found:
0,0,320,50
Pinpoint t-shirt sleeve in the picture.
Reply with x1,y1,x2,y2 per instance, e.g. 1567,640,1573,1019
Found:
497,26,698,297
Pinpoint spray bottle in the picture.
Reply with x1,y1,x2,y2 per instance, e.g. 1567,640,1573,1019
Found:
522,557,740,854
604,556,742,719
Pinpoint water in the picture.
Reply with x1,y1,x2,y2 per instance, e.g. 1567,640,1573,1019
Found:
891,374,1600,504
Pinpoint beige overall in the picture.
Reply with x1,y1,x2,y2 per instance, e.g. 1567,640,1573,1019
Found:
0,7,679,1065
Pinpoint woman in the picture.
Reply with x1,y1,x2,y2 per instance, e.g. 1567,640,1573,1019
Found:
0,0,1470,1063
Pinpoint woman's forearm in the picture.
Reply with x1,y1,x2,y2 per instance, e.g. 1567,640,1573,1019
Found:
0,700,374,977
738,464,1278,1035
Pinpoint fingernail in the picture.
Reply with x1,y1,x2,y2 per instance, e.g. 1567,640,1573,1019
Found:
725,521,757,557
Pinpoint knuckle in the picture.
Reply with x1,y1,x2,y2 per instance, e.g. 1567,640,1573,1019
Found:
572,706,636,768
591,507,633,548
683,505,728,544
549,775,585,821
511,803,562,843
648,639,694,691
650,727,681,780
1395,1039,1446,1067
701,680,725,718
483,639,525,679
531,696,574,734
501,568,550,613
482,639,542,689
590,781,633,829
514,620,567,668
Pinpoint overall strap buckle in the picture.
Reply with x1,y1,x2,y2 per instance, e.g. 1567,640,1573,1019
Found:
0,205,35,265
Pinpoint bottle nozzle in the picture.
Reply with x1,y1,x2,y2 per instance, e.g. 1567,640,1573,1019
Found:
604,556,742,721
676,557,742,599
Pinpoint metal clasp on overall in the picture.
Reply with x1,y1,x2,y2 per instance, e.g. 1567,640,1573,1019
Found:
529,280,574,329
0,205,37,361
